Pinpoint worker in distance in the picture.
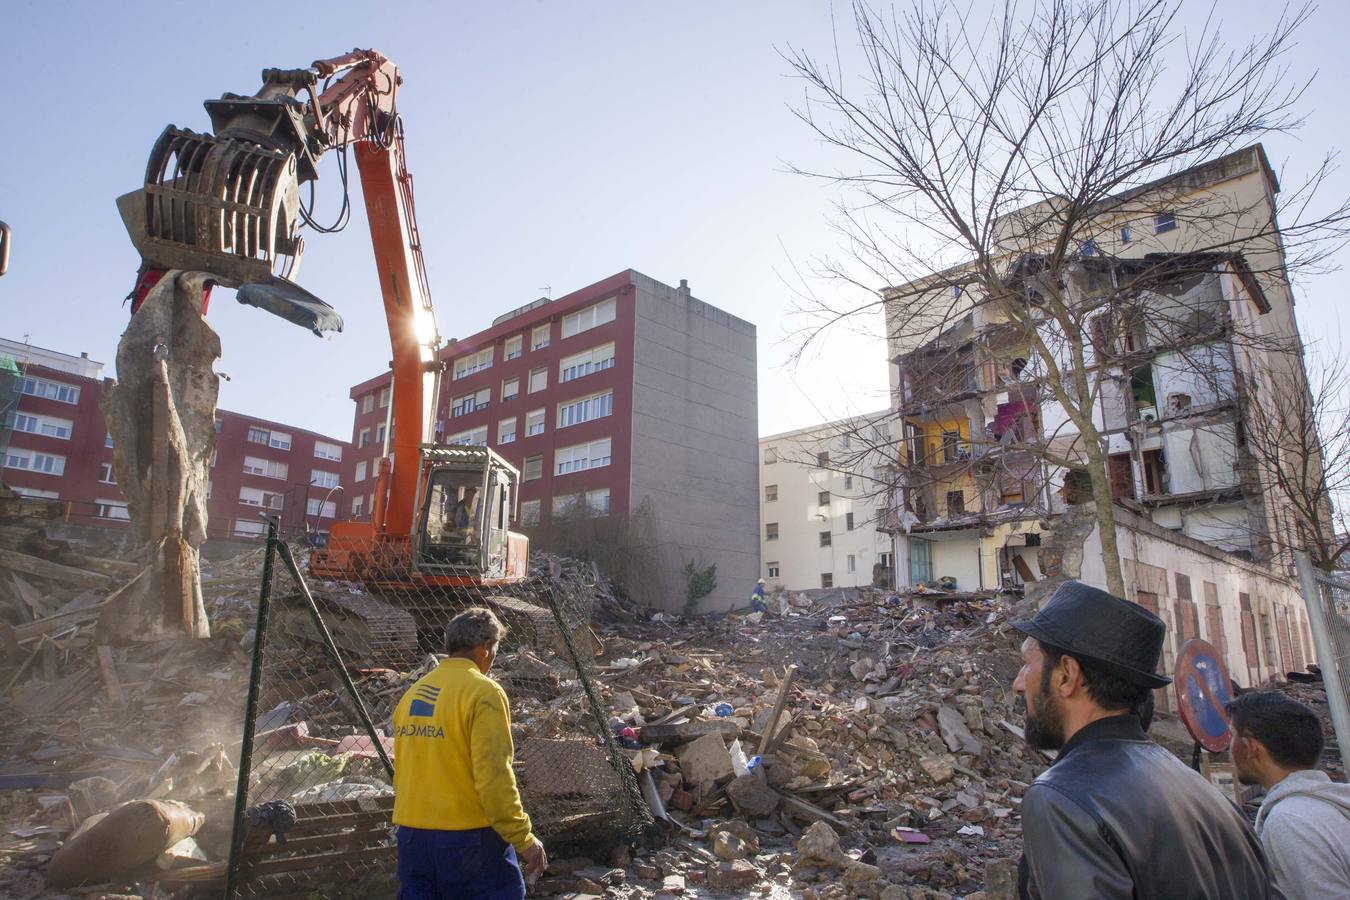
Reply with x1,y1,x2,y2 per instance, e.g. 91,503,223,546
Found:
392,607,547,899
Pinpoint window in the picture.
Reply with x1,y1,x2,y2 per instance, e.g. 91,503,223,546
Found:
446,426,488,446
379,386,391,408
558,391,613,428
766,562,780,579
498,417,517,444
15,487,59,500
362,394,375,414
1154,212,1177,234
818,491,830,507
585,487,611,515
233,519,266,538
452,387,491,417
528,367,548,393
765,523,779,540
358,427,371,448
239,486,284,510
555,438,612,475
452,348,493,380
562,297,616,338
242,456,288,480
847,555,856,574
821,573,834,589
376,423,387,445
313,441,343,461
846,512,854,531
502,377,520,402
941,431,962,462
816,452,830,467
525,408,546,437
764,484,778,502
872,423,890,441
21,376,79,404
1120,225,1132,243
355,460,368,482
1079,239,1097,257
311,470,340,490
4,449,66,476
946,490,965,515
505,335,523,360
520,499,541,525
559,342,616,383
247,426,291,450
105,434,114,448
98,462,116,484
552,493,580,516
351,495,366,517
210,448,218,468
532,323,551,351
820,531,832,547
94,500,130,521
306,498,338,518
763,447,777,465
8,412,73,440
523,455,543,481
844,474,853,490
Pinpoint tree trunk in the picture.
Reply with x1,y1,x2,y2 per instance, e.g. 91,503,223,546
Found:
1080,428,1127,597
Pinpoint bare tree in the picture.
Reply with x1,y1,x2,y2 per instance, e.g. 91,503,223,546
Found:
783,0,1349,596
1239,352,1350,570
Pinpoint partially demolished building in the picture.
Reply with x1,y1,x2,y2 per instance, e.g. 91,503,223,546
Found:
882,145,1322,691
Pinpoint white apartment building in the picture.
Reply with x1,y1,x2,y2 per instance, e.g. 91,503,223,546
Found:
759,413,896,591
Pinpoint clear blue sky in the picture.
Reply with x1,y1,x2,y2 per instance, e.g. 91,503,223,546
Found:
3,1,1347,441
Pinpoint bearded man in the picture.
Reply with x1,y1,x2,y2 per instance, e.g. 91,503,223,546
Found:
1011,581,1277,899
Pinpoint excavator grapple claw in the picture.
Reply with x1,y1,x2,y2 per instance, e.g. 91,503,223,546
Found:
121,126,303,287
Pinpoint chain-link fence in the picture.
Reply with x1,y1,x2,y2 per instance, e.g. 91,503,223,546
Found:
1294,551,1350,771
224,521,651,898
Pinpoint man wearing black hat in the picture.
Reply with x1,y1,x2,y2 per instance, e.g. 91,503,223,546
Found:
1011,581,1277,899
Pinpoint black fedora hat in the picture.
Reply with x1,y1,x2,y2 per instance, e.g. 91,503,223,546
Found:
1012,581,1172,688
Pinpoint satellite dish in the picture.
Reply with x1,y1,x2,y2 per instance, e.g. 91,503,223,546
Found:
1174,639,1235,753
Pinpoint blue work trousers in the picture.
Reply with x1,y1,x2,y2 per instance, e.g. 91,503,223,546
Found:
396,825,525,900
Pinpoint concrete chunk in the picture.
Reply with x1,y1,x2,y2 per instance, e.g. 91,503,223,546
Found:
677,732,734,787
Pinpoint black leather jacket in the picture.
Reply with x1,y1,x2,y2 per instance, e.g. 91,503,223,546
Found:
1018,715,1279,899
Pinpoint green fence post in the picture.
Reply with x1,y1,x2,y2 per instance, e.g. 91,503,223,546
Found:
224,518,280,899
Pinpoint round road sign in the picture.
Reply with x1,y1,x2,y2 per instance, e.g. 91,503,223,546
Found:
1174,639,1234,752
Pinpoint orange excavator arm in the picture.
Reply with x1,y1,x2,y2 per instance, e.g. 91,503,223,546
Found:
123,50,442,539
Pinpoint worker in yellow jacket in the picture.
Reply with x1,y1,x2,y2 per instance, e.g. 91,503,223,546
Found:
392,607,548,899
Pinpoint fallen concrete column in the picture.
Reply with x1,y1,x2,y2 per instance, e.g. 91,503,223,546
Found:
100,271,218,640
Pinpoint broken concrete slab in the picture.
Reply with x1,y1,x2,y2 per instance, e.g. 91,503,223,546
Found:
937,705,983,756
676,732,734,786
707,859,759,891
725,773,780,816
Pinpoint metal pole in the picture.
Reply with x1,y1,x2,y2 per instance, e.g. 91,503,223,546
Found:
274,541,395,779
224,518,280,899
1294,550,1350,767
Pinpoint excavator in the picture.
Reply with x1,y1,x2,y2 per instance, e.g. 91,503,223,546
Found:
118,50,533,656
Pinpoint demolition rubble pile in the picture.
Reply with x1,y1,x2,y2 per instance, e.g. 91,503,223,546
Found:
554,588,1034,900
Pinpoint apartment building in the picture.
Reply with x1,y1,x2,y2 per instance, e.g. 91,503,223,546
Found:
0,337,351,541
880,145,1319,688
344,270,759,612
759,413,896,591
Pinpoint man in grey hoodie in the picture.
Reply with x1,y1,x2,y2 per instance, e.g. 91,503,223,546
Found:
1228,691,1350,900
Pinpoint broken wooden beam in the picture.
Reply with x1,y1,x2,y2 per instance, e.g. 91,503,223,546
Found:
0,546,112,590
779,793,850,830
758,664,798,756
639,719,741,743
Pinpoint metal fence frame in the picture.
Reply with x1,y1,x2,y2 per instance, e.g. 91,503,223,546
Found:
222,517,651,897
1294,550,1350,767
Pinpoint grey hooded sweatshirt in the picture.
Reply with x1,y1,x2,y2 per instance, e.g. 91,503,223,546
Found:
1254,770,1350,900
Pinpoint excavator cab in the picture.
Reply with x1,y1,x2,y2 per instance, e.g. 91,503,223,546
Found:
412,446,527,584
